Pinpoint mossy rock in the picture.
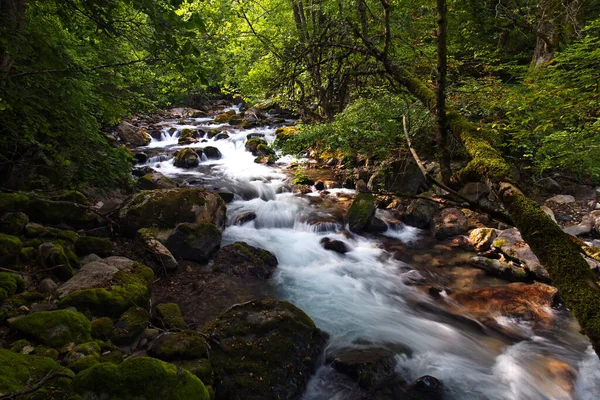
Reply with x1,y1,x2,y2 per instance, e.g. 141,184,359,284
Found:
27,197,96,226
19,246,36,262
138,172,177,190
274,126,297,144
63,341,102,363
212,242,278,279
0,272,25,303
402,197,439,229
166,222,222,263
174,148,200,169
38,242,74,282
255,144,275,157
0,234,22,265
25,223,78,243
118,188,227,235
178,128,202,145
0,193,29,213
214,111,235,123
52,190,88,205
244,138,268,156
68,354,100,373
111,306,150,344
0,349,73,396
75,236,113,257
202,299,328,400
293,175,314,186
0,212,29,235
347,193,376,234
154,303,186,330
35,346,60,360
4,291,45,309
147,330,207,361
91,317,114,340
72,357,210,400
8,310,92,348
174,358,213,386
58,258,154,318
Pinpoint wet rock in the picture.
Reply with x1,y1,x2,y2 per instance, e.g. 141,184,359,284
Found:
148,330,207,361
37,278,58,294
178,128,203,145
116,121,151,146
234,211,257,226
38,242,74,281
546,194,575,205
402,198,439,229
315,181,325,191
365,216,388,234
154,303,186,330
202,146,222,159
328,347,396,390
320,237,349,254
433,208,468,239
492,228,550,282
448,282,558,332
0,212,29,235
217,192,235,203
202,299,328,400
148,130,163,140
166,222,222,263
8,309,91,347
470,256,529,282
468,228,497,252
347,193,376,233
213,242,278,278
132,165,155,177
133,152,148,163
173,148,199,168
138,171,177,190
118,188,226,235
137,228,178,274
214,133,230,140
404,375,444,400
56,256,154,318
214,110,236,123
245,138,268,156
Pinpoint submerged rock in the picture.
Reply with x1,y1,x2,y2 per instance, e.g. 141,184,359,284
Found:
118,188,227,235
320,237,349,254
202,299,328,400
233,211,257,225
166,222,222,263
212,242,278,278
470,256,529,282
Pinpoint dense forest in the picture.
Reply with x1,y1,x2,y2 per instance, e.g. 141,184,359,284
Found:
1,0,600,399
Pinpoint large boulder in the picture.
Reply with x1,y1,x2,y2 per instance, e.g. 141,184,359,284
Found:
8,310,91,347
347,193,377,234
174,148,200,168
26,197,96,226
402,198,439,229
166,223,222,263
117,121,151,146
138,171,177,190
328,347,396,390
202,299,328,400
56,256,154,318
212,242,278,278
492,228,550,282
72,357,210,400
433,208,468,239
148,330,208,361
0,212,29,235
117,188,227,235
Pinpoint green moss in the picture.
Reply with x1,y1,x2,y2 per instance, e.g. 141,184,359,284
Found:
0,272,25,303
72,357,210,400
74,236,113,257
111,306,149,344
0,212,29,235
25,223,78,243
245,138,268,155
5,291,45,308
52,190,88,205
91,317,114,340
155,303,186,330
59,262,154,318
68,354,100,373
19,246,36,262
0,193,29,213
9,310,91,348
34,346,60,359
214,112,234,123
10,339,32,353
0,349,73,395
26,198,96,226
38,242,74,281
174,358,213,386
347,193,375,233
0,234,22,265
148,330,207,361
492,238,509,248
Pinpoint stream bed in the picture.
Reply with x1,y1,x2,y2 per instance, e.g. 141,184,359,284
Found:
137,108,600,400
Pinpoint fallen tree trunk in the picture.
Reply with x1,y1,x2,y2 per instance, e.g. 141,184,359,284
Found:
352,1,600,357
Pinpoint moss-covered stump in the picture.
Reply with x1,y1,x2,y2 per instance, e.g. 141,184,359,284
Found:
154,303,186,330
244,138,268,156
138,171,177,190
57,257,154,318
38,242,75,282
75,236,113,257
72,357,210,400
111,306,150,344
347,193,376,234
118,188,227,235
0,212,29,235
147,330,207,361
26,197,96,226
8,310,92,347
0,272,25,303
202,299,328,400
173,148,200,168
166,222,222,263
0,234,22,265
0,349,73,397
212,242,278,279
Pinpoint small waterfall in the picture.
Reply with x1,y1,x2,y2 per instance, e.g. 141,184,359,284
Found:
146,154,171,164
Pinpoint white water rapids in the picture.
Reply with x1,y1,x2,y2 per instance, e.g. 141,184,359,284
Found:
139,110,600,400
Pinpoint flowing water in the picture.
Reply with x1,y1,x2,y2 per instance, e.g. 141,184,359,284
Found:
138,109,600,400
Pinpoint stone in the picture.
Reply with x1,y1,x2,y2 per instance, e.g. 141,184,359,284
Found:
178,128,203,145
118,188,227,235
117,122,151,146
0,272,25,303
404,375,444,400
8,309,91,347
234,211,257,226
38,242,74,282
56,256,154,318
91,317,114,340
546,194,576,205
202,146,222,159
173,148,199,168
26,197,96,226
0,212,29,235
148,330,207,361
138,171,177,190
540,205,556,222
202,299,327,400
0,233,23,265
245,138,268,156
154,303,186,330
433,208,468,239
542,177,563,194
328,347,396,390
75,236,113,257
320,237,349,254
470,256,529,282
37,277,58,294
468,228,497,252
564,221,592,237
166,223,222,263
217,192,235,203
459,182,490,202
402,198,439,229
133,152,148,163
347,193,376,233
0,349,71,395
137,228,178,273
364,216,388,234
563,185,596,201
112,306,150,344
72,357,209,400
492,228,550,282
212,242,278,279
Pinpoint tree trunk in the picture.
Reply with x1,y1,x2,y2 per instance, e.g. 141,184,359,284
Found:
436,0,451,185
0,0,28,77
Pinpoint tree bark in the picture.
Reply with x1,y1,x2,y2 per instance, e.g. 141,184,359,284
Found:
436,0,452,185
